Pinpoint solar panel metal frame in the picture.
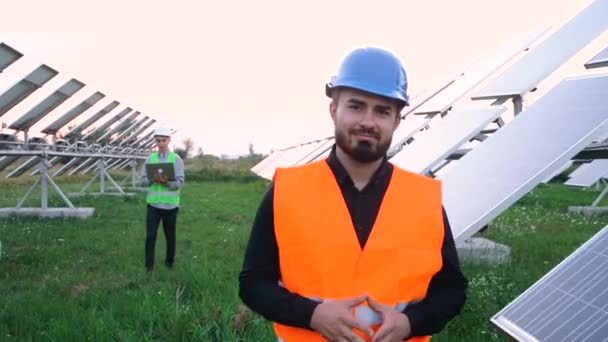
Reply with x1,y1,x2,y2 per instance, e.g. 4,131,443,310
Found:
0,64,58,118
414,27,549,115
121,119,156,145
95,110,140,143
6,155,41,178
0,43,23,73
565,159,608,187
9,78,86,131
0,155,21,171
564,162,593,182
472,0,608,101
585,46,608,69
63,100,120,139
388,114,433,157
403,79,456,117
442,74,608,243
112,116,149,143
41,91,105,135
81,107,132,141
541,160,574,183
390,106,506,175
132,130,154,147
492,224,608,341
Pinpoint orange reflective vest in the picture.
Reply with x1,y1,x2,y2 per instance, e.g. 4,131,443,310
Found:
272,160,444,342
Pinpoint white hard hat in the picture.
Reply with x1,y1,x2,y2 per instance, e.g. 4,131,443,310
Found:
153,127,171,137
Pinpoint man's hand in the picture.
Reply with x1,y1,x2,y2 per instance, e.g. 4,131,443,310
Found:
310,295,373,342
367,297,411,342
152,173,168,184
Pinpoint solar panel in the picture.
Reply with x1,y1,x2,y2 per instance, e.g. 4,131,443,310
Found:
81,107,132,141
121,119,155,145
95,110,140,143
0,43,23,73
390,106,506,175
6,156,39,178
132,130,154,147
472,0,608,101
585,46,608,69
308,138,335,163
0,65,58,118
312,148,332,162
565,160,608,187
258,144,318,180
388,114,432,156
542,160,574,183
112,116,149,143
442,74,608,243
9,78,85,131
492,224,608,341
294,138,335,166
403,78,456,117
40,91,105,135
63,100,120,139
251,149,287,174
0,156,19,171
414,27,549,115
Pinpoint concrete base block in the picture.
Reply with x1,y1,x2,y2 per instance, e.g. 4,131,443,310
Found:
568,206,608,216
67,192,135,198
456,237,511,265
0,207,95,218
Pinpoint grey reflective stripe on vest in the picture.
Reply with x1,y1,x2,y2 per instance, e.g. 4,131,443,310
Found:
147,190,180,197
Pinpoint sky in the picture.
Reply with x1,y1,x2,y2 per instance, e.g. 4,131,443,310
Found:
0,0,605,156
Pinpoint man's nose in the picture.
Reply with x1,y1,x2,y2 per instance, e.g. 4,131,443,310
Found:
360,109,376,126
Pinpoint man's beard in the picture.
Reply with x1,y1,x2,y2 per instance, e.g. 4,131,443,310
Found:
335,127,392,163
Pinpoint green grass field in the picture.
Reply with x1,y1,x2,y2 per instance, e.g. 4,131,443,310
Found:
1,175,608,341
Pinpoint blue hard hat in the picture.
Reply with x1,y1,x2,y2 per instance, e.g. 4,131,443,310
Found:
326,47,409,106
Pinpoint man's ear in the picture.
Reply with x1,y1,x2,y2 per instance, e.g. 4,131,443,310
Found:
393,112,402,132
329,100,337,124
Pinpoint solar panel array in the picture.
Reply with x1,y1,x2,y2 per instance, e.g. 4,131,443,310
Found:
0,41,173,217
565,160,608,187
414,27,548,116
472,0,608,101
390,106,506,175
443,74,608,243
492,224,608,341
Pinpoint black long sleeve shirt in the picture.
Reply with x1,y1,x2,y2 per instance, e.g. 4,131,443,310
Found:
239,148,467,337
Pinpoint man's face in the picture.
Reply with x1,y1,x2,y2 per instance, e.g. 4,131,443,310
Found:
155,136,170,152
330,88,401,163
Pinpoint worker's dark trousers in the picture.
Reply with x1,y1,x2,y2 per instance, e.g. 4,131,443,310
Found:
145,204,179,269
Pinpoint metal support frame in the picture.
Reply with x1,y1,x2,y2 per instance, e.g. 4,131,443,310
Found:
512,95,523,115
17,157,75,208
69,159,133,197
118,159,145,191
0,154,95,218
591,179,608,207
